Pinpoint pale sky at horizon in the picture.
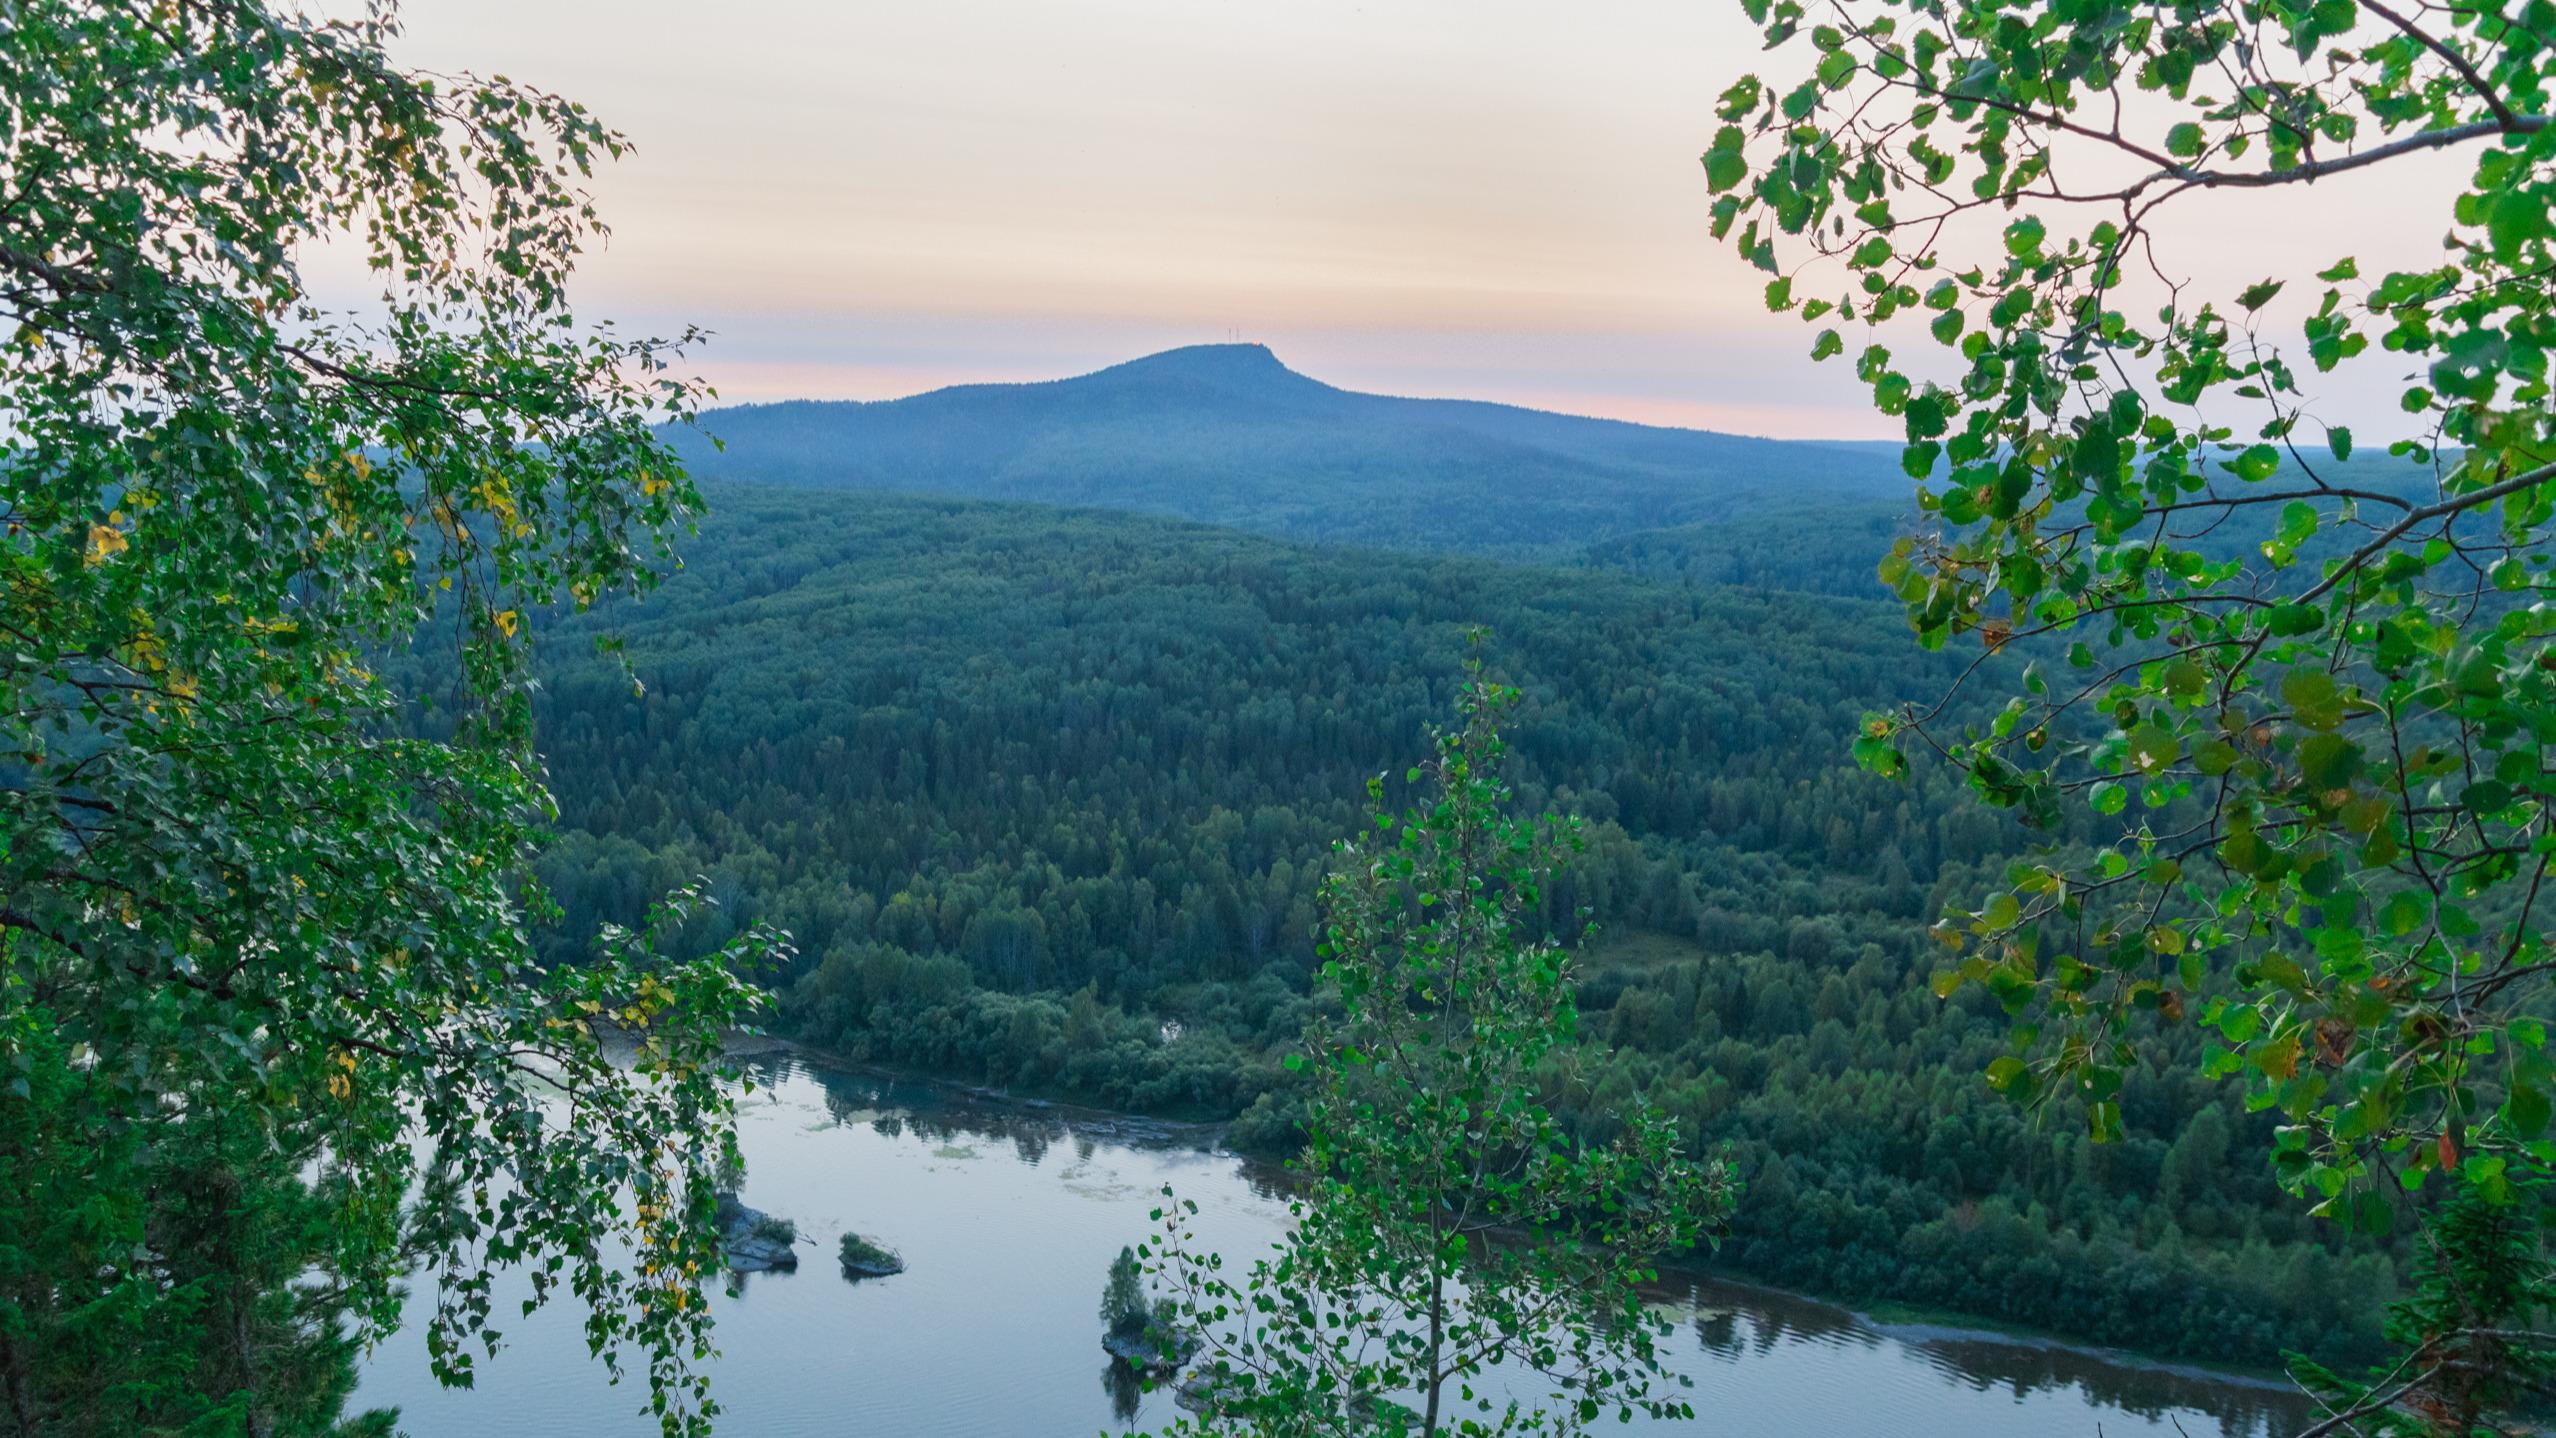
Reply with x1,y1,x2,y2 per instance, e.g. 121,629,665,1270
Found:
372,0,2459,440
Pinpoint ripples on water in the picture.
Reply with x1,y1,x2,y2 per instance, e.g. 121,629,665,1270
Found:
355,1055,2314,1438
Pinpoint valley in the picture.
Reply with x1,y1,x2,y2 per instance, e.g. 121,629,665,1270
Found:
491,446,2401,1372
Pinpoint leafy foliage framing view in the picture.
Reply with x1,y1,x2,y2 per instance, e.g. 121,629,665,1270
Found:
1712,0,2556,1426
9,0,2554,1431
0,5,780,1435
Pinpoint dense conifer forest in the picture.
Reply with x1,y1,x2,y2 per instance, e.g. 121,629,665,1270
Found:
505,485,2402,1368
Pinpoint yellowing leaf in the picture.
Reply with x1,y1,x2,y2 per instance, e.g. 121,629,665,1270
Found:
85,523,128,565
2255,1031,2302,1080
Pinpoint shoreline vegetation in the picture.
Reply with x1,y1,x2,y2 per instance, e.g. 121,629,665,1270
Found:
529,490,2401,1376
733,1033,2302,1391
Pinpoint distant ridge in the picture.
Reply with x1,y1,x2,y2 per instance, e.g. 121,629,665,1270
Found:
669,344,1912,559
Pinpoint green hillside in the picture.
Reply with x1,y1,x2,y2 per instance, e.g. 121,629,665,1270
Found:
512,487,2399,1369
669,345,1913,566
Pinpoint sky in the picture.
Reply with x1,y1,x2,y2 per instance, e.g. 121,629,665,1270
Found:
374,0,2459,439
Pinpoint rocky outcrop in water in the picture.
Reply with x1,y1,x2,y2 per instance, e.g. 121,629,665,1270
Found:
838,1231,905,1278
1173,1370,1230,1415
1102,1330,1195,1369
714,1194,800,1273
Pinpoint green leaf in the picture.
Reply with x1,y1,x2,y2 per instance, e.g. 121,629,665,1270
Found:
2379,892,2428,936
2268,602,2322,637
2237,279,2286,312
2300,732,2359,786
2278,500,2319,546
2505,1083,2552,1140
1703,127,1749,193
2281,668,2343,729
2488,188,2547,261
2462,780,2514,815
2126,722,2179,773
1715,75,1762,121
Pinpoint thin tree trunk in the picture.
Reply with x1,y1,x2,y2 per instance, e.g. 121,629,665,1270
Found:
0,1325,37,1438
1423,1258,1445,1438
233,1286,270,1438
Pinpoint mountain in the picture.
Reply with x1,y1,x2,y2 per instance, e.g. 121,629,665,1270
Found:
670,344,1914,565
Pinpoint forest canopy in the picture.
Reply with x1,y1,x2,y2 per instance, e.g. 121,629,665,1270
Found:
516,487,2405,1367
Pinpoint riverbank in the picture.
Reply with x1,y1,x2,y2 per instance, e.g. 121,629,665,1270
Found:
364,1054,2310,1437
1846,1296,2296,1393
737,1033,1227,1149
726,1032,2315,1398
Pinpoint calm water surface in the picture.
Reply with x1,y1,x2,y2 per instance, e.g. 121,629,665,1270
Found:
356,1055,2315,1437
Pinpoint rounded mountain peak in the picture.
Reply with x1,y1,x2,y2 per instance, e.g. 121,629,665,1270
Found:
1087,343,1323,393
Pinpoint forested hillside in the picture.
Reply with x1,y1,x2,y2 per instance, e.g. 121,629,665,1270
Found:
671,348,2439,599
665,345,1912,568
507,487,2400,1369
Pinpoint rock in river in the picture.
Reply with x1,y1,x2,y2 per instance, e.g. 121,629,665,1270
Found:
838,1231,906,1278
715,1195,801,1273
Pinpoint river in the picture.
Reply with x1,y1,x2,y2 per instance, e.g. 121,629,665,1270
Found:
354,1053,2318,1437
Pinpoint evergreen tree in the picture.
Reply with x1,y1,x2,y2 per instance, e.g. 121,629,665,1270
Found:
2295,1189,2556,1435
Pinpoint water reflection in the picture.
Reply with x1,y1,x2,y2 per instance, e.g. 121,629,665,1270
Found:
354,1053,2319,1438
788,1060,1218,1162
1899,1335,2307,1438
1103,1363,1145,1424
772,1055,2315,1438
1643,1271,2308,1438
